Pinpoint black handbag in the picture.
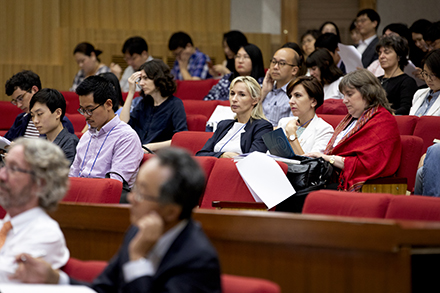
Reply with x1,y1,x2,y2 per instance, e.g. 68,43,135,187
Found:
105,172,131,203
277,157,334,213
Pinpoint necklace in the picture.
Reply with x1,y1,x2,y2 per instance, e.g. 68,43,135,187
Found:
381,66,399,85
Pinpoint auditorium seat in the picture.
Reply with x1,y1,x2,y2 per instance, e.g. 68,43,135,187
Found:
186,114,208,132
194,156,218,181
315,99,348,115
183,100,219,119
413,116,440,154
317,114,345,129
62,257,107,283
222,274,281,293
171,131,213,155
175,79,219,100
395,135,424,192
61,91,80,115
0,101,22,136
62,177,122,203
0,206,6,219
302,190,393,218
385,195,440,221
65,113,86,133
394,115,418,135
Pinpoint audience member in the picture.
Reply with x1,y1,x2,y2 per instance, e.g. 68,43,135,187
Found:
424,21,440,51
210,30,248,78
204,43,265,101
277,76,334,155
315,33,346,74
11,148,222,292
306,69,401,191
355,9,381,68
29,89,79,165
168,32,212,80
349,19,361,45
197,76,272,158
262,47,301,126
410,19,432,54
415,143,440,197
301,29,321,59
0,138,70,282
306,48,344,100
4,70,74,141
410,49,440,116
281,42,307,76
120,60,187,152
376,35,418,115
70,42,110,92
319,21,341,42
69,75,143,189
111,36,154,92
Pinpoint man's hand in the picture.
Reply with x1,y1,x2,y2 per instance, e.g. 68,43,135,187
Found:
128,211,164,261
110,63,122,80
261,69,274,101
9,253,60,284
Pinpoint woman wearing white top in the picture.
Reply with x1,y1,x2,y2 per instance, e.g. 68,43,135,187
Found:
306,48,344,100
277,76,334,154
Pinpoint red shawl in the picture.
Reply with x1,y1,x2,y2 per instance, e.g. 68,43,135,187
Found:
324,105,401,191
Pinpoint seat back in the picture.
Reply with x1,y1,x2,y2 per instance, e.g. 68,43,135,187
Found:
317,114,345,129
397,135,424,192
65,113,86,133
413,116,440,154
0,101,22,131
385,195,440,221
315,99,348,115
303,190,392,218
0,206,6,219
186,114,208,132
394,115,418,135
62,177,123,203
183,100,219,118
62,258,107,283
61,91,80,114
175,79,219,100
171,131,213,155
222,274,281,293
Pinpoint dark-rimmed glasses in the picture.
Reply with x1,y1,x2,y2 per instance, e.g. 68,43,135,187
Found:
77,103,104,116
270,58,297,68
0,161,35,176
130,186,160,203
11,88,32,106
421,71,436,82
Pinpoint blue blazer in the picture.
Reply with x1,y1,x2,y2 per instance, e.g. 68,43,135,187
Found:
196,118,273,158
72,219,221,293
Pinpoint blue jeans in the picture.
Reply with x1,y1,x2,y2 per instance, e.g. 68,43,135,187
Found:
415,144,440,196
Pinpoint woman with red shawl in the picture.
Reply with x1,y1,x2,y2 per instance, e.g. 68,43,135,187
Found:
306,69,401,191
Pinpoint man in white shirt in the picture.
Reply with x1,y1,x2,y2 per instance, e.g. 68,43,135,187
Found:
355,9,381,68
110,36,154,92
0,138,70,282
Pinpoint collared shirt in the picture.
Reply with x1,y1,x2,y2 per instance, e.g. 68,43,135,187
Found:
357,35,377,55
171,49,212,80
0,207,69,283
415,90,440,117
120,56,154,92
69,115,143,188
70,65,111,92
262,82,293,127
122,220,189,282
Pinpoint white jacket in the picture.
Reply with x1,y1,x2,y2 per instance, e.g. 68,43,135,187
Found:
409,88,440,116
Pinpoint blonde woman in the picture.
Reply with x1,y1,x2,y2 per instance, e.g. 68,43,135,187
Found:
196,76,272,158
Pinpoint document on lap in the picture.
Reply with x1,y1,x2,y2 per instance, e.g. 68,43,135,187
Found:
236,151,295,209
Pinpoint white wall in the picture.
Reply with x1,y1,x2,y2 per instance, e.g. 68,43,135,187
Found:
230,0,281,34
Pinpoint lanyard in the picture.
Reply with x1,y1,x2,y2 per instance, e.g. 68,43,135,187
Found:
78,125,117,178
298,117,313,129
219,123,246,153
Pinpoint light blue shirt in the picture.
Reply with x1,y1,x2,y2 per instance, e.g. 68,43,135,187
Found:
262,82,293,127
414,90,440,117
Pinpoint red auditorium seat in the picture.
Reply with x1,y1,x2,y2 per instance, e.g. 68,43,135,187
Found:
175,79,219,100
413,116,440,154
315,99,348,115
171,131,213,155
317,114,345,129
395,135,423,192
62,258,107,283
222,274,281,293
61,91,80,114
62,177,122,203
186,114,208,131
302,190,393,218
183,100,219,119
0,101,22,136
194,156,218,181
394,115,418,135
385,195,440,221
0,206,6,219
65,113,86,133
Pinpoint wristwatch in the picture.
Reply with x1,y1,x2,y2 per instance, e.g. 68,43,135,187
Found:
288,134,297,142
329,155,335,165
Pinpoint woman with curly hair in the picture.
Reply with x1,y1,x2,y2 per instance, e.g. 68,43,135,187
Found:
120,59,187,152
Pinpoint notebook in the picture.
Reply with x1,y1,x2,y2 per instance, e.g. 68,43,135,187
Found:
262,128,307,160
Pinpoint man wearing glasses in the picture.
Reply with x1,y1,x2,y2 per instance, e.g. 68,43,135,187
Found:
69,75,143,190
0,138,70,282
355,9,381,68
261,47,300,126
4,70,74,141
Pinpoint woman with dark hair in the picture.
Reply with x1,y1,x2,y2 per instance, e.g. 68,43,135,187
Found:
376,35,418,115
301,29,321,59
210,30,248,77
277,76,334,155
204,43,265,101
319,21,341,43
306,69,401,192
120,59,187,152
411,19,432,65
70,42,110,91
306,48,344,100
410,49,440,116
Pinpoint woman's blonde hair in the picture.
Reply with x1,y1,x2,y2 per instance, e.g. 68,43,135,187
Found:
229,76,267,121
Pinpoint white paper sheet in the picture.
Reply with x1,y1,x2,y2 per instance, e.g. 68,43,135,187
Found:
404,61,425,87
206,105,235,131
338,43,363,73
0,136,11,151
0,284,97,293
236,152,295,209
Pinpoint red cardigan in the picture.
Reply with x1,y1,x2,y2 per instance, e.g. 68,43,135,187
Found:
325,105,401,191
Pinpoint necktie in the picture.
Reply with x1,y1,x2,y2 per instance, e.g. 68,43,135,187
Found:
0,221,12,249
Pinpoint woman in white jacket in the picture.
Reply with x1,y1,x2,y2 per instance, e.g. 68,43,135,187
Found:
410,49,440,116
277,76,334,154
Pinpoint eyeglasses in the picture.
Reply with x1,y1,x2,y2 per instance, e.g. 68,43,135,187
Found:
11,88,32,106
270,58,297,68
0,162,35,176
427,39,440,51
77,103,104,116
421,71,436,82
234,54,250,61
130,186,160,203
355,17,370,25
